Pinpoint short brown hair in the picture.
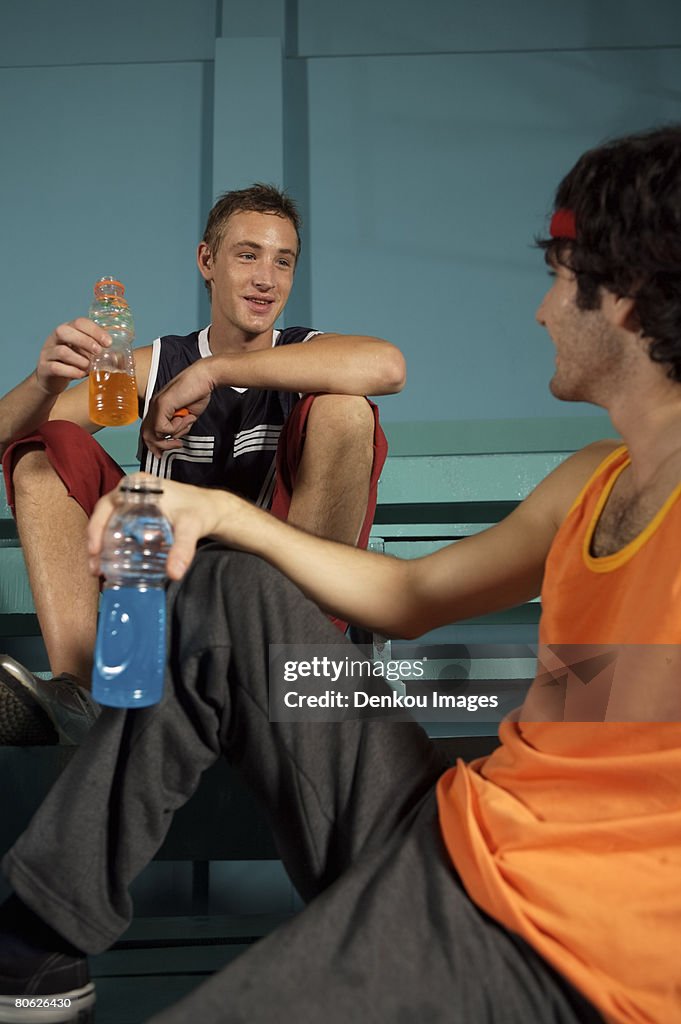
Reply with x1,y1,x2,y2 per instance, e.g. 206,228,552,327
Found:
202,182,302,260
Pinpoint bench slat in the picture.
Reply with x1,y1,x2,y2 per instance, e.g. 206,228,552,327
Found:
377,452,568,504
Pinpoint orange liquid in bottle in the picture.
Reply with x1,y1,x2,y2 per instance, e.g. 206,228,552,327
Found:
89,370,138,426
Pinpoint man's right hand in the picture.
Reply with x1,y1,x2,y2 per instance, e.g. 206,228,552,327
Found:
35,318,111,395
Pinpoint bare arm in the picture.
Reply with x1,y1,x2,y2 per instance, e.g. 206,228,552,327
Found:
88,441,616,638
141,334,406,455
206,334,407,396
0,319,108,455
0,320,154,457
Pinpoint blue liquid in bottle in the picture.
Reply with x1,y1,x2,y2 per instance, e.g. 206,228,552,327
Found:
92,478,173,709
93,586,167,708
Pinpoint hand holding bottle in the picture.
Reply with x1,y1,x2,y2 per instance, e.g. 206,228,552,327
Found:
34,319,111,396
89,473,238,582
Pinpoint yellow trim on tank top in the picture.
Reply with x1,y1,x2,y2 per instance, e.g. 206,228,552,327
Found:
565,444,628,519
582,449,681,572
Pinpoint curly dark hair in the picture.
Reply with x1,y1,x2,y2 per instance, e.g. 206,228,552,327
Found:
537,125,681,381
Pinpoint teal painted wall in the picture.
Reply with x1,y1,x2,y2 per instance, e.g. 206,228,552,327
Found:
1,0,680,427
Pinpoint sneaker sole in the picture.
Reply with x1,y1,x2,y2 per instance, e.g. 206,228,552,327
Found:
0,670,57,746
0,982,95,1022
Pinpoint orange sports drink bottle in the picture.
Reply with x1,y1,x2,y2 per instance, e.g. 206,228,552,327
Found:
88,276,138,427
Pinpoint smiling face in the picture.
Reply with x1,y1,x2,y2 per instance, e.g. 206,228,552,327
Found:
197,210,298,350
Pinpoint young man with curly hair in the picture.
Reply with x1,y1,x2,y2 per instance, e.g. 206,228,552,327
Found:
1,127,680,1023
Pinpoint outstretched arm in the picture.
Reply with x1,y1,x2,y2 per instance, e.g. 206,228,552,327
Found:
141,334,406,455
88,442,615,638
0,319,112,456
0,320,154,457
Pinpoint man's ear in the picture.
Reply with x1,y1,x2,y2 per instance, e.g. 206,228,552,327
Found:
197,242,214,282
604,290,639,333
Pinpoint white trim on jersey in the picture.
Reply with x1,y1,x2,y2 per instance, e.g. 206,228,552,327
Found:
141,338,162,424
198,326,211,358
233,424,282,458
160,448,215,476
144,435,216,478
143,448,157,474
173,436,215,452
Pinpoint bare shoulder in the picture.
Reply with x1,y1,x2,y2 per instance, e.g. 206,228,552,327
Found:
551,438,622,491
524,438,622,529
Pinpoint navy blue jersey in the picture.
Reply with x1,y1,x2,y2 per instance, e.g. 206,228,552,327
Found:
137,326,321,507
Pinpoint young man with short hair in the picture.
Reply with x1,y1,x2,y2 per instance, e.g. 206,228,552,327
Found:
0,183,405,745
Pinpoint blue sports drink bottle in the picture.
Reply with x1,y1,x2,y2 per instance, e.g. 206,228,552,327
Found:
92,478,173,708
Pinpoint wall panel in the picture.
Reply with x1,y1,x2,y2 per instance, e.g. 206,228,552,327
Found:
297,0,681,56
1,61,208,385
0,0,217,66
305,48,681,422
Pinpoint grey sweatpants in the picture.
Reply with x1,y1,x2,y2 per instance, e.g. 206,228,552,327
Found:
3,547,602,1023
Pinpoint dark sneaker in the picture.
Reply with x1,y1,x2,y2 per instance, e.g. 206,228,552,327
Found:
0,663,56,746
0,657,100,746
0,949,94,1022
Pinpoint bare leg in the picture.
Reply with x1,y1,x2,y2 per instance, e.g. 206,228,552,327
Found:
286,395,375,545
12,446,99,686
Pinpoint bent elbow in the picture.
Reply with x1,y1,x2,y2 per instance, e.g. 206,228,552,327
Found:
382,346,407,394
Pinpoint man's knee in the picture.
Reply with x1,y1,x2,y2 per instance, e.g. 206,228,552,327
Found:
10,444,55,498
306,394,375,450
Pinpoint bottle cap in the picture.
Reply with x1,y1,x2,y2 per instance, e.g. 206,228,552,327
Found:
119,473,163,495
93,276,128,303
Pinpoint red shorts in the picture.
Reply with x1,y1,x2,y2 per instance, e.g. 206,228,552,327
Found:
2,420,124,518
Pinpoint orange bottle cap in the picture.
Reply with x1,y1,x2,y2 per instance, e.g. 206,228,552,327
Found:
94,277,127,300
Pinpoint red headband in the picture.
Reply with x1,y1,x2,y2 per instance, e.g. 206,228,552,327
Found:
550,208,577,240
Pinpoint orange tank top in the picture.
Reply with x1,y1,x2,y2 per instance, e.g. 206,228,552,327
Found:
436,446,681,1024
